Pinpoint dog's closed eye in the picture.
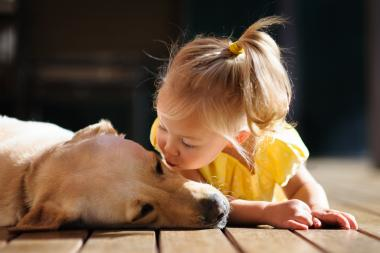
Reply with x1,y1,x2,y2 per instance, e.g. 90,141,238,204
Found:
132,203,155,222
155,161,164,175
141,203,154,216
153,151,164,175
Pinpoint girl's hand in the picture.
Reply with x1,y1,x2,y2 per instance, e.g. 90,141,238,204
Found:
311,209,358,230
264,199,314,230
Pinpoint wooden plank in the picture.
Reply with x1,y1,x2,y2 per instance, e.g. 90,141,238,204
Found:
296,229,380,253
0,230,87,253
160,229,236,253
317,182,380,216
310,162,380,193
80,230,156,253
308,158,380,215
327,196,380,238
226,227,320,253
308,158,380,239
294,159,380,252
0,227,12,249
308,158,380,185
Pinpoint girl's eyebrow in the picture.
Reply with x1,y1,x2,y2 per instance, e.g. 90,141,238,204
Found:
158,117,202,141
181,135,202,141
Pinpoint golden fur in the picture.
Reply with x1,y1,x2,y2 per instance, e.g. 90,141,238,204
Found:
0,116,229,230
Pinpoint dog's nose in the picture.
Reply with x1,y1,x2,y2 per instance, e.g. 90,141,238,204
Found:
199,193,229,227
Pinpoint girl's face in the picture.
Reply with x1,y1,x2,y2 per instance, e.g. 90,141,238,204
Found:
156,105,228,171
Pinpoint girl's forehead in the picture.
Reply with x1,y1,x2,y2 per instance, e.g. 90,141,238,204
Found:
156,88,224,140
157,110,215,140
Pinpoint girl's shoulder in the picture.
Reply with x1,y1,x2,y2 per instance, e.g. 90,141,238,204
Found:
254,122,309,186
270,122,308,149
221,122,309,169
256,122,309,164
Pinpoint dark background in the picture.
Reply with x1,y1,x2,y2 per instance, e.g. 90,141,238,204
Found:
0,0,379,163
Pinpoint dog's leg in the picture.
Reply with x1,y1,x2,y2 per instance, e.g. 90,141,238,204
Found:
9,201,78,231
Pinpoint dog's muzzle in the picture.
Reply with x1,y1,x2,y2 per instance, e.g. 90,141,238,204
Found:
199,193,230,228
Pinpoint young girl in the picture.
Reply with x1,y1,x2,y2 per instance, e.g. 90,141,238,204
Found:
149,16,358,230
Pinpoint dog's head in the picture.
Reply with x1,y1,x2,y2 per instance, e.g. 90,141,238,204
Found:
13,120,229,231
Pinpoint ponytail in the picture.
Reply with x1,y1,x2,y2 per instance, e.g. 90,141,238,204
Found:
232,16,292,135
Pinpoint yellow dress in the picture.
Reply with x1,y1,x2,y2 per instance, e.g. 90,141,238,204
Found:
150,119,309,202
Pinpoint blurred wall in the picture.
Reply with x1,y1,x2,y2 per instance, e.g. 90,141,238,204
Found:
297,1,365,156
368,0,380,166
0,0,372,158
1,0,181,148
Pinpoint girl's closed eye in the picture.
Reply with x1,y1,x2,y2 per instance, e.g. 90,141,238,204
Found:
182,139,196,148
158,124,167,132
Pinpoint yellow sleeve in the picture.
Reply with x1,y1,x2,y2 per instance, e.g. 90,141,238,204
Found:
200,153,256,199
149,118,160,151
254,124,309,187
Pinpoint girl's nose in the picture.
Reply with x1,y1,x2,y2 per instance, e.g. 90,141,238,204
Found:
164,140,179,157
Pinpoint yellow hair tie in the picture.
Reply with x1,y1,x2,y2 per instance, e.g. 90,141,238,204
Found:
229,42,244,55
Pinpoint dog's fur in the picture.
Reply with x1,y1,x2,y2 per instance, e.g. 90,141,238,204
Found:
0,116,229,230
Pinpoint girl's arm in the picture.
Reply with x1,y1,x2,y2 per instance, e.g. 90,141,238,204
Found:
227,165,357,230
282,164,329,209
283,165,358,229
228,199,268,225
228,198,314,230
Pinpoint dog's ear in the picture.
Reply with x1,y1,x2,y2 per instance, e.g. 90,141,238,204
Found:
70,119,119,143
9,202,76,232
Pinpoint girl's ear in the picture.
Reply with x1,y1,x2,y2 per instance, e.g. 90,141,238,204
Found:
9,202,76,232
235,130,250,144
226,130,250,148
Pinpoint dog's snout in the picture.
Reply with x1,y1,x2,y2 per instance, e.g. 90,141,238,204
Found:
199,193,229,227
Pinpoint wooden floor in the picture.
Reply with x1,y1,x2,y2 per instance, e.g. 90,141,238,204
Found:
1,158,379,253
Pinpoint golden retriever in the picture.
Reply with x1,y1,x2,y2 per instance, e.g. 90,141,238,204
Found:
0,116,229,230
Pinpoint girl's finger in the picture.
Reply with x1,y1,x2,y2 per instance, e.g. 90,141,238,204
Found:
334,213,350,229
311,210,327,216
312,217,322,228
312,211,350,229
340,212,358,230
294,212,313,226
284,219,309,230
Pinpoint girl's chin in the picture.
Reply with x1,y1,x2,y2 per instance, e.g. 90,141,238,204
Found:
169,165,185,171
168,164,195,171
164,160,196,171
177,166,199,171
165,162,182,171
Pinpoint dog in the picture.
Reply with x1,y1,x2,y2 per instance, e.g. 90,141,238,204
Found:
0,116,229,230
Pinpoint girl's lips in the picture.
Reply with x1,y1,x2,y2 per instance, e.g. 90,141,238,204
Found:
163,159,179,172
166,161,177,167
162,155,178,167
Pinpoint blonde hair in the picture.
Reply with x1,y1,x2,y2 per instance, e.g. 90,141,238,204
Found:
154,16,292,164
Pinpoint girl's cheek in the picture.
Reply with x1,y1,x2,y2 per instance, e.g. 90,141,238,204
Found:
157,140,165,153
184,151,201,168
156,134,165,152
